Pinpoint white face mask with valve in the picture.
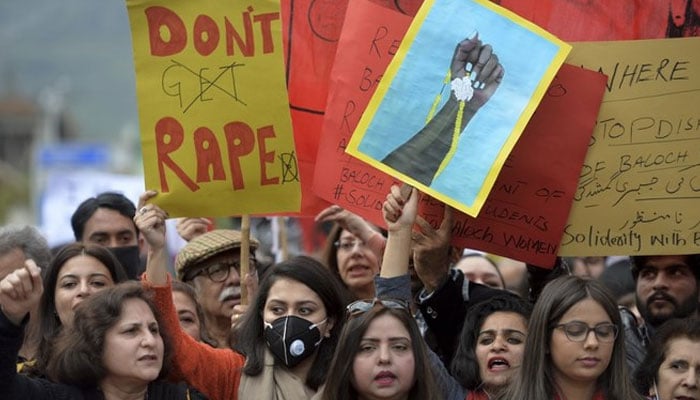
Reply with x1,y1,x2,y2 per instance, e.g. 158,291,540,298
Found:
263,315,327,368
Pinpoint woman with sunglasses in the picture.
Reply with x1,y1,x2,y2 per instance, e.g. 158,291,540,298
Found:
135,192,351,400
318,297,440,400
498,275,643,400
314,185,437,400
372,184,532,400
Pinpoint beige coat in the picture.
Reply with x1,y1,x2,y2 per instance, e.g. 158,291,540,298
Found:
238,348,317,400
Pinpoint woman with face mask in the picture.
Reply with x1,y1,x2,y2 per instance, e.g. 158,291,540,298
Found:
234,256,350,397
634,317,700,400
135,191,351,400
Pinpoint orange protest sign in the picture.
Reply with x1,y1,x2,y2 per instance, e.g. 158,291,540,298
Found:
420,65,607,267
312,0,410,223
498,0,699,40
347,0,571,217
280,0,348,216
312,1,608,266
279,0,426,216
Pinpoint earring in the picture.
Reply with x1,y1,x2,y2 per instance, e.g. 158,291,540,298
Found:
650,380,659,400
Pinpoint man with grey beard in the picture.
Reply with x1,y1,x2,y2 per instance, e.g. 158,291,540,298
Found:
176,229,259,349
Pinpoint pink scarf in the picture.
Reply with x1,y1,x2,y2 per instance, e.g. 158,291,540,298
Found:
554,391,605,400
466,391,491,400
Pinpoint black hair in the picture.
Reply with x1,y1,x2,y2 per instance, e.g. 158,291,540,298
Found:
451,292,532,390
30,242,129,377
233,255,352,390
630,254,700,281
499,276,643,400
321,304,440,400
47,282,174,385
70,192,138,241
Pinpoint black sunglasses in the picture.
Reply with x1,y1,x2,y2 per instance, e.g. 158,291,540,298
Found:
346,298,410,318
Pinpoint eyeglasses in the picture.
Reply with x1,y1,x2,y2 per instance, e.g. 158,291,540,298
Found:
346,298,409,317
187,258,256,283
334,240,367,252
555,321,618,343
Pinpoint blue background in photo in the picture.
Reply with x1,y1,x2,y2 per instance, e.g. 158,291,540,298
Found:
357,0,561,206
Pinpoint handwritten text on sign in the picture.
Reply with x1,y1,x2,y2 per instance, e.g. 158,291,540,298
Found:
347,0,571,218
126,0,300,217
419,64,607,267
312,0,408,226
561,38,700,256
312,1,607,267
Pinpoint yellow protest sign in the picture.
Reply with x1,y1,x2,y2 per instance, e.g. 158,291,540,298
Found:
560,38,700,256
126,0,300,217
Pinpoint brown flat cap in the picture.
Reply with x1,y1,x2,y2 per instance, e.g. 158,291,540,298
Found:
175,229,259,280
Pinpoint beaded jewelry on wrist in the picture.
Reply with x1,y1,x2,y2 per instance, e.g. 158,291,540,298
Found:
426,63,479,179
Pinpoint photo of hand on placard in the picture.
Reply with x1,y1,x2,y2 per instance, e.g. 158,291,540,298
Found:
312,0,609,266
347,0,570,218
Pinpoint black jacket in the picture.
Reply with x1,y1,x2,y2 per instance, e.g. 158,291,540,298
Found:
620,306,649,376
0,311,207,400
417,268,501,366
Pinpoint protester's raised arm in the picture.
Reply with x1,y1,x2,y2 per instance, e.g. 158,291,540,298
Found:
413,204,454,293
315,205,382,245
380,185,418,279
0,260,42,326
176,217,210,242
133,190,169,285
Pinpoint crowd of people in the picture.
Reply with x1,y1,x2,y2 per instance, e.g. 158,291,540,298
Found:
0,186,698,400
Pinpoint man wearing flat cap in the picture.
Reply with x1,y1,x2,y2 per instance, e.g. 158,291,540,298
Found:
176,229,259,348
